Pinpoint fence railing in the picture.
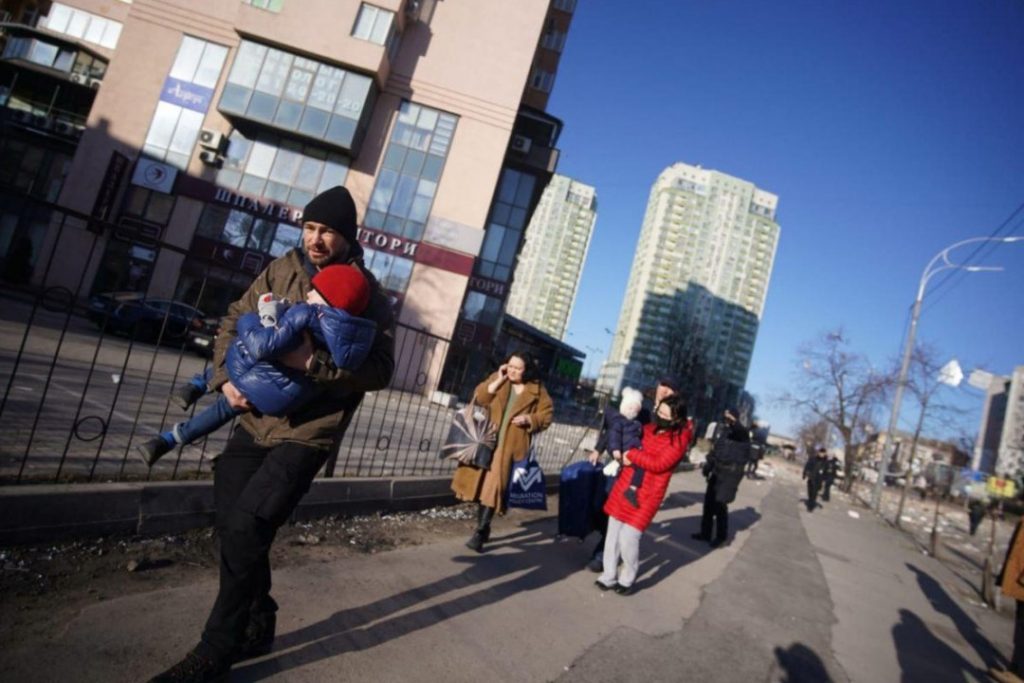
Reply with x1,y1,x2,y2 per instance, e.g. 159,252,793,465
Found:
0,192,603,484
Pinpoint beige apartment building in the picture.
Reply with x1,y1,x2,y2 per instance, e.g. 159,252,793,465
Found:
0,0,575,390
505,173,596,341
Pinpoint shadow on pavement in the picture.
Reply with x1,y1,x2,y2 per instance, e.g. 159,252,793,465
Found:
892,608,984,681
637,506,762,591
236,498,761,680
773,642,834,683
906,563,1005,671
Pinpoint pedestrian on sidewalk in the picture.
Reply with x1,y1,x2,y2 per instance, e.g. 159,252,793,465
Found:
692,407,749,547
803,447,829,511
747,421,768,477
147,186,396,683
993,520,1024,683
596,394,692,595
821,452,840,501
451,351,553,553
584,377,678,572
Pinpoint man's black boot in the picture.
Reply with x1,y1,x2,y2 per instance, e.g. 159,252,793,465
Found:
235,611,276,662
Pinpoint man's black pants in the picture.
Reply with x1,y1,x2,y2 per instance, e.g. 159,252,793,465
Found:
198,427,328,660
700,476,728,542
807,477,821,508
822,477,834,501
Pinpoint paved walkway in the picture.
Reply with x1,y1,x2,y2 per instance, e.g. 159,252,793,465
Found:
2,461,1014,682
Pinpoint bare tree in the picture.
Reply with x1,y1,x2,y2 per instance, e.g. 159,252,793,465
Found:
779,329,891,491
796,417,831,459
894,343,967,526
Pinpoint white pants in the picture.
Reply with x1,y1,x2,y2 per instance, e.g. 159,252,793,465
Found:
598,515,642,588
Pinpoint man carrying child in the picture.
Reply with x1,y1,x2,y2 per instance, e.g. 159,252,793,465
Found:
147,186,395,683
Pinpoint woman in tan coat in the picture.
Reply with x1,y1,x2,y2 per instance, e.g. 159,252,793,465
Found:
995,521,1024,683
451,351,553,552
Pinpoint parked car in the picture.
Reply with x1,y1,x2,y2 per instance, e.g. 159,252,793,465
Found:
87,293,206,344
185,315,222,357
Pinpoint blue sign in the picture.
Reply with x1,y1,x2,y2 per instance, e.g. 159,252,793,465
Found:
160,77,214,113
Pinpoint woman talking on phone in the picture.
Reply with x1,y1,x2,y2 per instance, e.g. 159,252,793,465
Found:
451,351,553,552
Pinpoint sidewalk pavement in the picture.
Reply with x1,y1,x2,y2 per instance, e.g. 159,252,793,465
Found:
2,460,1014,682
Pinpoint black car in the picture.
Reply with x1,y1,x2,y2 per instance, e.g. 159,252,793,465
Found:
87,293,206,344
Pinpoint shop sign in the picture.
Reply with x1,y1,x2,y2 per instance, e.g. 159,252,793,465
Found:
987,476,1017,499
356,227,418,257
467,275,507,298
211,187,304,223
131,158,177,194
160,77,214,113
91,151,130,222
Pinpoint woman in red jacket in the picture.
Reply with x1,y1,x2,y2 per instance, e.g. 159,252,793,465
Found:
596,394,692,595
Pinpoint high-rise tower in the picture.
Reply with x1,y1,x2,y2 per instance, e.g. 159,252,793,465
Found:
505,174,596,340
597,162,780,409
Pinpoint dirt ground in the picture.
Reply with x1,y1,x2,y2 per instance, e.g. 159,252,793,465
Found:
0,502,551,651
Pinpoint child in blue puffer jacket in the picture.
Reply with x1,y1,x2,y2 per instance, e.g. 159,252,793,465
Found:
137,264,377,466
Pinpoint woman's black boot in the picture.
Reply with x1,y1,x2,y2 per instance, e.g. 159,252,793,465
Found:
466,505,495,552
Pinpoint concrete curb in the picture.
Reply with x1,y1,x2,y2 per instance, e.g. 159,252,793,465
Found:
0,474,562,545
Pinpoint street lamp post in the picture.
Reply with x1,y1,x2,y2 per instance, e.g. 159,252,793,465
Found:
870,235,1023,512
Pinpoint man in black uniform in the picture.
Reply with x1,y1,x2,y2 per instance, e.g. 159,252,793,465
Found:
822,452,841,501
803,447,830,511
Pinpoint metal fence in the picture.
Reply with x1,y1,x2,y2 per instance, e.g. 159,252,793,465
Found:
0,192,602,484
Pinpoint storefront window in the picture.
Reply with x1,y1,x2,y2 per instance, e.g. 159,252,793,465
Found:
195,203,303,258
365,101,457,241
363,247,414,294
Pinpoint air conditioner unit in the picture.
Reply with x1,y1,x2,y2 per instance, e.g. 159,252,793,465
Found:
55,120,76,136
69,72,88,85
32,114,52,130
87,78,102,89
199,150,222,167
405,0,422,21
510,134,532,154
198,129,226,152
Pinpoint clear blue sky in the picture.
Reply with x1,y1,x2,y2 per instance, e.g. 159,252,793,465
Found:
550,0,1024,440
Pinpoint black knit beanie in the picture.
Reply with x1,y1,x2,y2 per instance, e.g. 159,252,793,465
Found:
302,186,358,246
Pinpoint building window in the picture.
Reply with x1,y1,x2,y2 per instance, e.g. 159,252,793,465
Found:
540,29,567,53
194,203,302,258
219,40,374,151
475,168,536,282
39,3,123,49
529,67,555,93
362,247,414,294
123,186,175,225
460,291,502,327
217,130,349,208
0,138,71,201
244,0,284,11
352,3,395,45
365,101,457,241
143,36,227,169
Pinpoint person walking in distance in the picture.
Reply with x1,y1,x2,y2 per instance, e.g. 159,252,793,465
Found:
803,447,829,511
147,186,395,683
451,351,553,553
821,451,841,502
692,408,749,548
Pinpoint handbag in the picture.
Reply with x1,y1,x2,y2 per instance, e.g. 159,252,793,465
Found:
506,446,547,510
438,401,496,470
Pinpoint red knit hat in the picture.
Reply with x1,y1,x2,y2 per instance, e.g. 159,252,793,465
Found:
310,264,370,315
